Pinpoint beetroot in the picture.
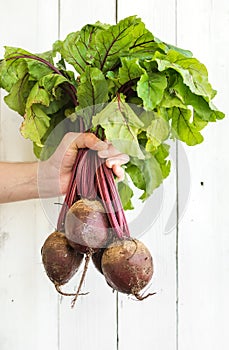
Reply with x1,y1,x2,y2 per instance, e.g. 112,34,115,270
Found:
101,238,154,299
41,231,83,294
65,198,110,253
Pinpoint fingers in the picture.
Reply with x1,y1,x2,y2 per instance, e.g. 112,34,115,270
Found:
66,132,108,152
98,143,130,163
105,155,130,168
105,160,126,182
109,164,125,182
98,143,129,181
97,142,119,158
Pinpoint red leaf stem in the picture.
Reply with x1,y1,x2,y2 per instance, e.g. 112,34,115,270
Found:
56,150,83,231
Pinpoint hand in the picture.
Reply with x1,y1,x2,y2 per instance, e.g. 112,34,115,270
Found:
38,132,129,197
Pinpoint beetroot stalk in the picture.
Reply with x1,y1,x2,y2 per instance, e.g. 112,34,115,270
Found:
75,150,97,199
102,162,129,235
57,149,85,231
95,156,130,239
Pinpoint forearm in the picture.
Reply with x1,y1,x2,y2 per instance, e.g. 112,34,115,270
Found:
0,162,39,203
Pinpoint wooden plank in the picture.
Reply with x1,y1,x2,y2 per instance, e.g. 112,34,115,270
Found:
118,0,177,43
58,3,118,350
0,1,59,349
1,2,227,350
177,0,229,349
59,0,117,37
117,3,178,350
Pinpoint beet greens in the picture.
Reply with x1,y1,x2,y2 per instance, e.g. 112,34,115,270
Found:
0,15,224,209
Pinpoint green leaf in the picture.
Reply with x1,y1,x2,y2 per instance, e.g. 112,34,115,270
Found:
139,110,156,128
34,109,78,159
105,71,123,98
87,16,143,72
77,66,108,108
170,107,203,145
22,74,74,146
20,82,51,145
154,49,215,101
160,90,187,109
125,164,146,190
0,16,225,207
137,71,167,110
127,151,164,200
4,46,32,58
192,114,208,131
93,97,144,159
128,25,167,59
0,48,29,91
129,18,155,49
21,104,50,145
26,52,55,80
172,75,225,121
2,47,55,86
117,179,134,210
39,73,70,95
76,66,109,128
4,75,34,115
36,74,72,115
26,82,50,108
163,43,193,57
146,115,170,147
53,23,104,74
154,143,171,178
1,48,71,117
139,110,170,152
118,57,145,85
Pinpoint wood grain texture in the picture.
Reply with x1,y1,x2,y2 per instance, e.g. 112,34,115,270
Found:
0,1,228,349
177,1,229,349
0,1,59,349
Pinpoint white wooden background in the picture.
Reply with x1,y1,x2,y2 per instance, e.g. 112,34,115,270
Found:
0,1,228,349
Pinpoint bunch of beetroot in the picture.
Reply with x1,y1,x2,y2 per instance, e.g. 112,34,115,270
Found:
41,146,155,307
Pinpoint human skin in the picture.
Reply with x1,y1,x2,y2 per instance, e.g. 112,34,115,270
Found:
0,132,129,204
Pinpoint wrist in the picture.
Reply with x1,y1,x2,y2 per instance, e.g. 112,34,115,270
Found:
37,160,62,198
18,161,39,200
